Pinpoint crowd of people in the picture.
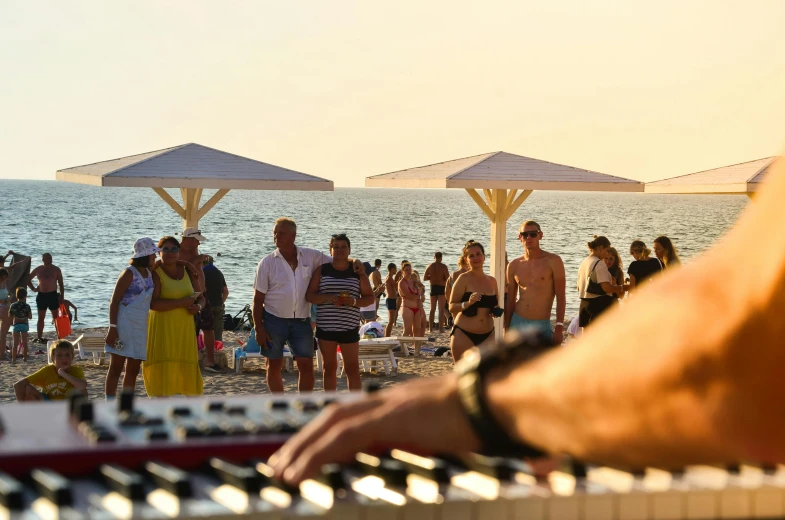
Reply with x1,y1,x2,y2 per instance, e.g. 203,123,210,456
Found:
2,216,680,401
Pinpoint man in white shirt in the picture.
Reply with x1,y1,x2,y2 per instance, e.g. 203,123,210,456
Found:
252,217,363,393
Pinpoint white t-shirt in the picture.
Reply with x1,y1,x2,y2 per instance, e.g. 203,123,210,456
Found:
577,255,612,299
254,247,331,319
359,321,384,338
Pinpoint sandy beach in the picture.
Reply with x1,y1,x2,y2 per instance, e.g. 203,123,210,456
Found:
0,326,454,403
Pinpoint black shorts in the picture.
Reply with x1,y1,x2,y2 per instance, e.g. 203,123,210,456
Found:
195,300,214,331
316,327,360,344
430,285,445,296
386,298,400,311
36,291,59,312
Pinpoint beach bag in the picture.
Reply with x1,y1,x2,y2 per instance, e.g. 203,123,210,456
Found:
54,304,71,338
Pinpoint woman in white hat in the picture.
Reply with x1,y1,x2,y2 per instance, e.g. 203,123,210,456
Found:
104,238,160,398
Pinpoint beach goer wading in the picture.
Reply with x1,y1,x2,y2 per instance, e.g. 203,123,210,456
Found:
398,262,425,356
384,263,399,337
654,235,681,269
306,234,374,391
252,218,364,393
627,240,663,291
505,221,566,346
104,238,160,398
449,241,502,361
577,236,625,328
144,236,205,397
27,253,64,344
424,252,450,333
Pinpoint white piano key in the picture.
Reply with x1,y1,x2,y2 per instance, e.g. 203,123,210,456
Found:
642,468,685,520
750,466,785,519
546,471,581,520
683,465,728,520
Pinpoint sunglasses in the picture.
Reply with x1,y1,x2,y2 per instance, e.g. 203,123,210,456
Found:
161,247,180,253
519,231,540,239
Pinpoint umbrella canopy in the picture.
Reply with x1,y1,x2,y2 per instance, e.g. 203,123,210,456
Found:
56,143,333,228
367,151,643,342
645,156,779,198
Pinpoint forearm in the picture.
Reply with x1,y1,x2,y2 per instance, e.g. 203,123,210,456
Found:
61,373,87,391
486,253,785,467
13,380,30,400
555,294,565,324
252,299,265,331
356,295,376,307
108,301,120,326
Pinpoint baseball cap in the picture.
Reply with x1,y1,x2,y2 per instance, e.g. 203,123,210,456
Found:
182,227,207,242
132,237,161,258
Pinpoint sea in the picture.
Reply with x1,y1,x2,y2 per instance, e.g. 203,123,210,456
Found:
3,180,747,329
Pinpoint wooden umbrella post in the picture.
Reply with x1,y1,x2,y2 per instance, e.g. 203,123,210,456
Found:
465,188,532,343
152,187,231,230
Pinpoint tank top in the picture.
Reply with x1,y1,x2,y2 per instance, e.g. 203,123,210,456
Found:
316,263,361,331
121,266,155,306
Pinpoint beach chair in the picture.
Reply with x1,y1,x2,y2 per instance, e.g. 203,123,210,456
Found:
74,334,107,365
234,346,293,374
388,336,429,357
356,338,400,376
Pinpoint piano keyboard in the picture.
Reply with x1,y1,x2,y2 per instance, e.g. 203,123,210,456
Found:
1,393,784,519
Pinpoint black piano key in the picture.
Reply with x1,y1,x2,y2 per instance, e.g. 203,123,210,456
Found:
87,426,117,443
144,429,169,441
457,454,514,481
389,450,450,483
355,453,408,488
254,460,299,496
209,458,260,493
0,471,24,510
315,464,348,491
224,405,246,416
267,400,289,410
31,468,73,507
170,407,191,418
145,462,192,498
118,389,134,414
570,460,588,479
206,401,225,412
292,400,320,413
176,425,204,439
74,399,94,424
100,464,145,501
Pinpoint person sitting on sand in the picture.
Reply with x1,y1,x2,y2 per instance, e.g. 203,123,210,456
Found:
27,253,65,344
13,339,86,401
8,288,32,364
449,241,502,361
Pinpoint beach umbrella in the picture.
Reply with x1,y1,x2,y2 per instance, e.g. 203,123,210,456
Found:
645,156,780,199
366,151,643,343
56,143,333,229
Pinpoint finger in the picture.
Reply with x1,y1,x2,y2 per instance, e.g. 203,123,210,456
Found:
282,408,387,485
270,397,382,477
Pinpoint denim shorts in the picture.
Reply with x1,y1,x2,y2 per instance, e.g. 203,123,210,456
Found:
262,310,314,360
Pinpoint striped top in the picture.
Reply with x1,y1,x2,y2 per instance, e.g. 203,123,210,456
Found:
316,263,361,332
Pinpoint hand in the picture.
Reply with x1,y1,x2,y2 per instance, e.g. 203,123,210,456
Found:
105,328,118,347
553,327,564,346
57,367,70,378
469,292,482,304
269,373,479,485
352,259,365,275
187,304,200,315
255,326,273,348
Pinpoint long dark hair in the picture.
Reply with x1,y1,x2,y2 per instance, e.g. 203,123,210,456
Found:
129,256,151,268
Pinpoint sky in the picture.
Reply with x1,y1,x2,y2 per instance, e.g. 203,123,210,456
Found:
1,1,784,187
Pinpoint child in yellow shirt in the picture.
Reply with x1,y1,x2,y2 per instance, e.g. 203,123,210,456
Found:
13,340,87,401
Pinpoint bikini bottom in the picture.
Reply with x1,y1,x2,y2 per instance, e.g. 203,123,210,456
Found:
451,325,494,346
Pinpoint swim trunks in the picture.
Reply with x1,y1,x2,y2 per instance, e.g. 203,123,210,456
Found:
508,313,554,346
36,291,59,312
12,323,29,333
430,285,445,296
386,298,400,311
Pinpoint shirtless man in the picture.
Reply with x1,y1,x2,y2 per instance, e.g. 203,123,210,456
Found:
27,253,64,344
370,259,384,311
505,220,566,346
179,227,220,372
383,264,399,337
424,252,450,333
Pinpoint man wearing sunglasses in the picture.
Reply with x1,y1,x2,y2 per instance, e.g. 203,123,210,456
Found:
504,220,566,346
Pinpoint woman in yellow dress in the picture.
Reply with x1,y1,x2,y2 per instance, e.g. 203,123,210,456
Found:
143,236,204,397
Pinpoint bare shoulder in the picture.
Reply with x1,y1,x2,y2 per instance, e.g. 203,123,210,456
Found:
543,251,565,269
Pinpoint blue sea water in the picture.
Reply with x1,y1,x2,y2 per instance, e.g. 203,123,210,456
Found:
2,181,747,329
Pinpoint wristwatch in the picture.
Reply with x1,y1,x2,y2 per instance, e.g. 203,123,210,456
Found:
454,342,546,458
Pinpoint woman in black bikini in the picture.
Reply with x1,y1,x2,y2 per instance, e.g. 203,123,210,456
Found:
448,240,502,361
398,262,425,356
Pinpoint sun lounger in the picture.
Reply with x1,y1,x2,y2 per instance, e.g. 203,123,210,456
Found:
233,346,292,374
316,337,402,376
71,334,107,365
388,336,429,357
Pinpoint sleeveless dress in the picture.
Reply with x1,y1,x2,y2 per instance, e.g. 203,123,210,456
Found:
106,266,153,360
143,267,204,397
